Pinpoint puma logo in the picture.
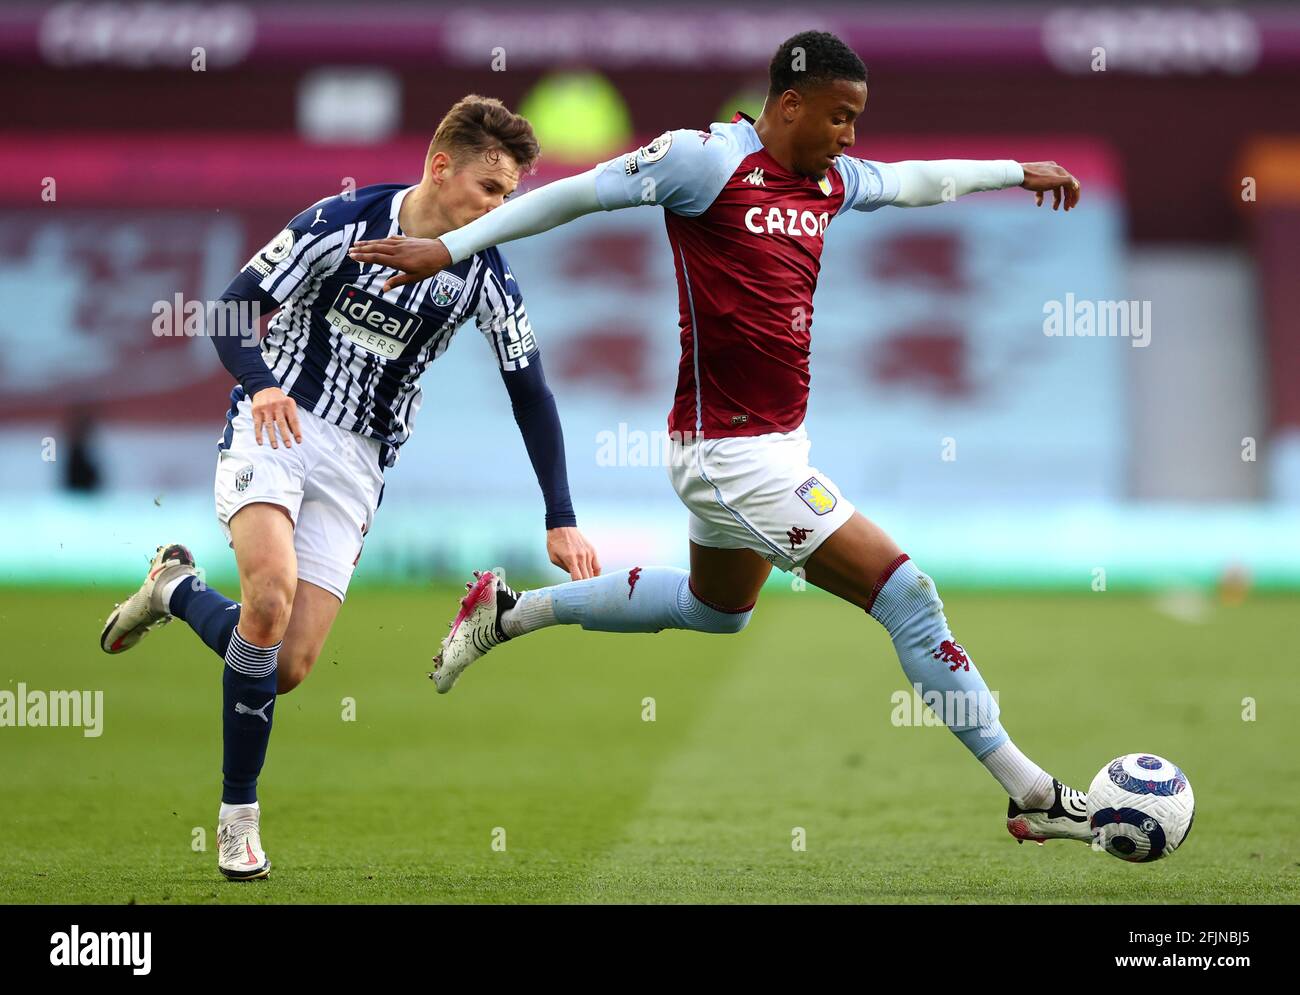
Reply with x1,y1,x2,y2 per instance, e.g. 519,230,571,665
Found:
235,699,272,722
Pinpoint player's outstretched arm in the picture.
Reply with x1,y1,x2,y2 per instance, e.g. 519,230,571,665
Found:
889,159,1079,210
842,157,1080,213
351,127,731,292
348,170,606,293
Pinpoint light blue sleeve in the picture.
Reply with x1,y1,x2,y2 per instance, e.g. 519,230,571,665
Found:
592,128,737,217
836,157,902,215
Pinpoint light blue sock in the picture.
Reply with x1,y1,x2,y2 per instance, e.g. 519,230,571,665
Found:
868,556,1008,759
503,566,752,636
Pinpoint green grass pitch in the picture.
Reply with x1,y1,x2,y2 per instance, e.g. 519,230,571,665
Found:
2,585,1298,904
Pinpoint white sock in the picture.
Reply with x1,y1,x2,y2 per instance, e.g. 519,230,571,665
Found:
218,800,259,823
158,573,188,612
500,590,557,638
981,741,1053,808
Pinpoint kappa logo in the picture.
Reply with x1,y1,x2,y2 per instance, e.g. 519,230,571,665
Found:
796,476,837,515
235,465,254,493
932,639,970,672
353,521,369,567
744,167,765,187
787,526,813,550
627,566,643,599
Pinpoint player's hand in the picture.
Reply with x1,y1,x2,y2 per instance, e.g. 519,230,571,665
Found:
347,236,452,293
1019,161,1081,211
250,387,302,449
546,527,601,580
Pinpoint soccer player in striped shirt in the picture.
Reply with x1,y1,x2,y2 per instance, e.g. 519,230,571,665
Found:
100,96,600,879
350,33,1091,847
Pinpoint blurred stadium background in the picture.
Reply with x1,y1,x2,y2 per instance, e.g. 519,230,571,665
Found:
5,1,1300,908
1,0,1298,593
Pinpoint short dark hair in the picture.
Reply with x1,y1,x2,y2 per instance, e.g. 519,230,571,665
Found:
428,94,541,172
768,30,867,97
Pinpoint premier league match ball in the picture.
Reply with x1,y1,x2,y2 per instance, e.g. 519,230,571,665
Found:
1087,754,1195,862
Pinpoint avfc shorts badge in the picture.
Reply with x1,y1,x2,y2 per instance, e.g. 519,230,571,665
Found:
235,465,254,493
431,271,466,308
796,476,837,515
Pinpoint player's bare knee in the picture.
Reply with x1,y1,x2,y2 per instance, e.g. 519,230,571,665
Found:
239,576,295,644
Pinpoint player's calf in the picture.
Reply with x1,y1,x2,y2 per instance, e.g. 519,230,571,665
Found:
275,645,318,694
216,506,294,822
862,552,1090,842
864,554,1008,753
431,566,753,693
502,565,753,636
276,657,311,694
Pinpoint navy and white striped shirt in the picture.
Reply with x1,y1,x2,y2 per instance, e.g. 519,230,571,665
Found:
223,183,537,468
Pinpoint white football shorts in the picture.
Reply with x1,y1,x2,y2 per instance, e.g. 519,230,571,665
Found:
213,391,385,602
668,424,855,572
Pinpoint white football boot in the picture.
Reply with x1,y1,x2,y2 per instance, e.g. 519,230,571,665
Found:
1006,778,1091,844
429,570,518,694
100,543,198,654
217,805,270,881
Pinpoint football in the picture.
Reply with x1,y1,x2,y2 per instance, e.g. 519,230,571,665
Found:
1087,754,1195,862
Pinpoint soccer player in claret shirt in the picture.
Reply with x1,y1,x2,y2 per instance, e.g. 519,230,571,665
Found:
350,32,1090,846
99,96,600,880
